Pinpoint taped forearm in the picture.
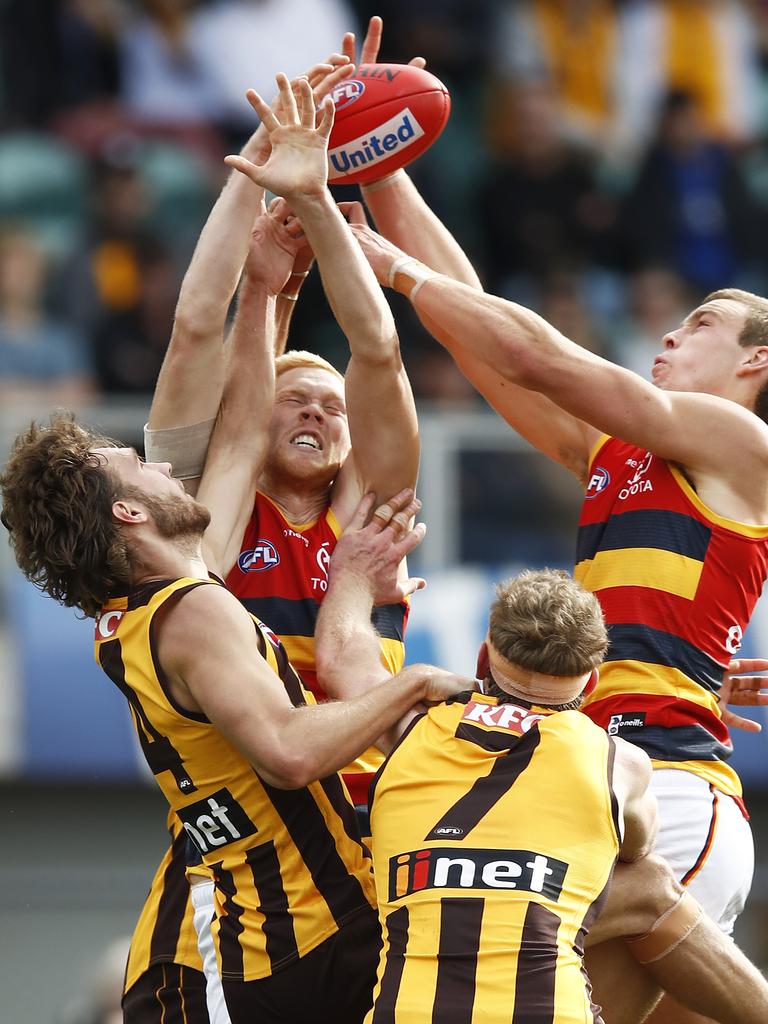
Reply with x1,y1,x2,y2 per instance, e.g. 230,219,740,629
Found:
143,418,216,480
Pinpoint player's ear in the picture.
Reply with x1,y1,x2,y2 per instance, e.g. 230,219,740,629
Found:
476,641,490,681
112,499,148,526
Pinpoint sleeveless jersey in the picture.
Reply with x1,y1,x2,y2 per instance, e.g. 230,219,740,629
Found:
366,692,620,1024
123,809,203,994
95,577,376,983
225,490,409,806
577,435,768,798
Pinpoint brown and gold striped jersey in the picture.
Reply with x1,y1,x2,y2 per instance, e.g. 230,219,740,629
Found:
366,692,621,1024
96,577,375,983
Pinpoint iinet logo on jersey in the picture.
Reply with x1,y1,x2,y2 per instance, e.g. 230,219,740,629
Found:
328,109,424,179
461,700,545,735
177,788,257,856
389,847,568,902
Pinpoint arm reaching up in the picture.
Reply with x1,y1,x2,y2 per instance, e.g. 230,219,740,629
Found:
225,75,420,521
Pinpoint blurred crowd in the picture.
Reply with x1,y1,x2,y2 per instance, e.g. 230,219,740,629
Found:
3,0,768,411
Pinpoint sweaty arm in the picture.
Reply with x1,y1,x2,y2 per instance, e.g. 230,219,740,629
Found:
611,737,657,863
157,582,446,787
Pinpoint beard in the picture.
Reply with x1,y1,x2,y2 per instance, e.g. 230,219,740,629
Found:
132,489,211,540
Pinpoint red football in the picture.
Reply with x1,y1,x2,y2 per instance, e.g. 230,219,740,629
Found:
327,63,450,185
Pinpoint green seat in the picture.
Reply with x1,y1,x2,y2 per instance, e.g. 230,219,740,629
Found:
0,132,87,255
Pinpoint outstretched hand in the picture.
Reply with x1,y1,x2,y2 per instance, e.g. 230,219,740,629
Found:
330,488,426,606
718,658,768,733
342,14,426,70
226,75,334,199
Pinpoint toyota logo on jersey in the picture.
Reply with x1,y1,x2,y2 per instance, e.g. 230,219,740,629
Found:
586,467,610,498
238,541,280,572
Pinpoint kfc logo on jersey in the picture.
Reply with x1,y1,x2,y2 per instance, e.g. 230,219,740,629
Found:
238,541,280,572
95,609,124,640
389,847,568,902
619,451,654,500
586,467,610,498
177,788,258,855
461,700,545,735
607,712,646,736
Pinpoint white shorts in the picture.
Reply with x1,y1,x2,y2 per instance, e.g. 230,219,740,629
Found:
650,768,754,935
190,876,232,1024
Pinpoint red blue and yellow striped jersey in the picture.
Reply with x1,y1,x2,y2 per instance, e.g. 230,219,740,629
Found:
226,490,409,806
367,693,620,1023
577,435,768,798
96,577,376,982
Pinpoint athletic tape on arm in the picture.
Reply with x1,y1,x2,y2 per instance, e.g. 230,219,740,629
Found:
143,418,216,480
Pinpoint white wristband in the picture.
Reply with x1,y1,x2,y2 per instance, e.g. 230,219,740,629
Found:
387,255,437,299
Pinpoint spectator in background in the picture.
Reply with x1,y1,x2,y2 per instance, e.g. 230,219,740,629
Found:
475,79,616,297
119,0,355,139
611,266,694,378
619,89,765,293
0,230,95,408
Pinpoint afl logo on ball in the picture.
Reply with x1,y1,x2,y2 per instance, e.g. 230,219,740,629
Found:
332,79,365,111
585,467,610,498
238,541,280,572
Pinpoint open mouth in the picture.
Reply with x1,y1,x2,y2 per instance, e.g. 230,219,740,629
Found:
290,433,322,451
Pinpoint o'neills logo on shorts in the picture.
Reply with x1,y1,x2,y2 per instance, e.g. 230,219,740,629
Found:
177,788,257,855
389,847,568,902
328,109,425,179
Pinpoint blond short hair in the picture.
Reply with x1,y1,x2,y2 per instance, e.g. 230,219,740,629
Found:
275,350,344,384
489,569,607,678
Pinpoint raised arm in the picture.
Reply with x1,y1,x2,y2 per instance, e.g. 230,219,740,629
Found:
145,57,353,470
611,737,658,863
225,75,419,520
353,231,768,493
157,581,466,787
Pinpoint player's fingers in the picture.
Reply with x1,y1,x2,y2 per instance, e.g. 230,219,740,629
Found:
373,488,415,524
395,522,426,558
224,155,264,187
276,73,298,123
317,96,335,139
313,62,354,104
408,56,427,69
338,201,368,225
304,62,334,89
400,575,427,598
360,15,383,65
727,657,768,675
348,492,377,532
723,711,762,733
246,89,280,131
341,31,356,64
295,77,315,128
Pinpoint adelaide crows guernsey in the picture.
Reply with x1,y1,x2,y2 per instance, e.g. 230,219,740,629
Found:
367,693,620,1024
226,491,409,806
577,435,768,798
95,577,375,982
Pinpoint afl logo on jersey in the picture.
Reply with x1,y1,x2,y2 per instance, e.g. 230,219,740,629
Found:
238,541,280,573
586,467,610,498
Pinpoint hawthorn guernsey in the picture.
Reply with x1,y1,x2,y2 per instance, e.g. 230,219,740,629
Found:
328,63,450,184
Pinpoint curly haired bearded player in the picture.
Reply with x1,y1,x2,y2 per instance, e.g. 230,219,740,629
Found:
337,17,768,1024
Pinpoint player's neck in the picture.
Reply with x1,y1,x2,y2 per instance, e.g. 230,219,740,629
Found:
258,479,332,526
129,532,209,586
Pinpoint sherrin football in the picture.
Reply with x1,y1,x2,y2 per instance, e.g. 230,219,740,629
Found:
328,63,451,185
